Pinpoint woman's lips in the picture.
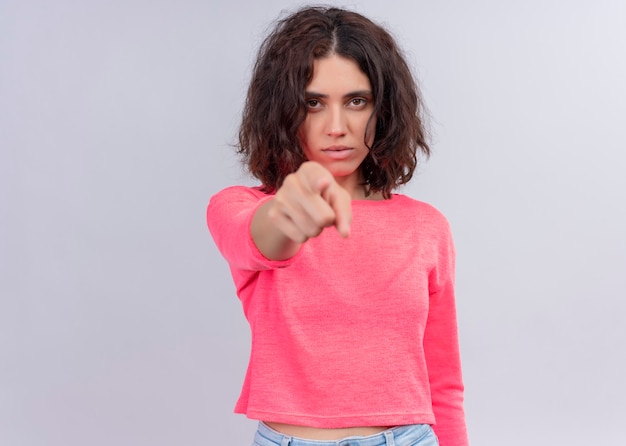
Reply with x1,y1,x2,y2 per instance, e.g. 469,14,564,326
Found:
321,146,353,160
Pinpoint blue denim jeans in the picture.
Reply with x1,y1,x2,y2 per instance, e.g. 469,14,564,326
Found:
253,422,439,446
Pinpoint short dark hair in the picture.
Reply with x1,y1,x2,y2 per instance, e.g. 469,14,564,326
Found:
238,6,430,198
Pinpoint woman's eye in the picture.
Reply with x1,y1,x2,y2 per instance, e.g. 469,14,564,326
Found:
350,98,366,106
306,99,320,108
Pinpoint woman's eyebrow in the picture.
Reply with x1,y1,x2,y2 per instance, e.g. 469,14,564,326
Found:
304,90,373,98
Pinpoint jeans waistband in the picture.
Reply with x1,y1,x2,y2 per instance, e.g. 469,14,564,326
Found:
254,422,434,446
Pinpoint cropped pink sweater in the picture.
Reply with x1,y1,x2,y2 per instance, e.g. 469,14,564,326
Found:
207,186,468,446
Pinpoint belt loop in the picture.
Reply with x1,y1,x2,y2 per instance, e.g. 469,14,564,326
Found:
384,430,394,446
280,436,291,446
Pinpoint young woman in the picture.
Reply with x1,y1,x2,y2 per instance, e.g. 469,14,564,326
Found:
207,6,469,446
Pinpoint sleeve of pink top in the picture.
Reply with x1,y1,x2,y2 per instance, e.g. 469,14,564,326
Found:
424,220,470,446
206,186,300,271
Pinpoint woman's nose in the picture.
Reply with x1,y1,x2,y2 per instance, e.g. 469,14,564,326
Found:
326,106,347,137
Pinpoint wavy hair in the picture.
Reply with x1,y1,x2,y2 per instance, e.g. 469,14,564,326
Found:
238,6,430,198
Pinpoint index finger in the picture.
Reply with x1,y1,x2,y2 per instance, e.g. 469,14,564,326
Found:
320,181,352,238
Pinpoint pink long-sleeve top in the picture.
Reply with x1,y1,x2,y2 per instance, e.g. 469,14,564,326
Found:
207,186,468,446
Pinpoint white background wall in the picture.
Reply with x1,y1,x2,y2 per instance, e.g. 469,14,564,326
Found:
1,0,625,445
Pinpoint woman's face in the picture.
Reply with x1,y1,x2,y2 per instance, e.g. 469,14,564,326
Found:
298,54,375,197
